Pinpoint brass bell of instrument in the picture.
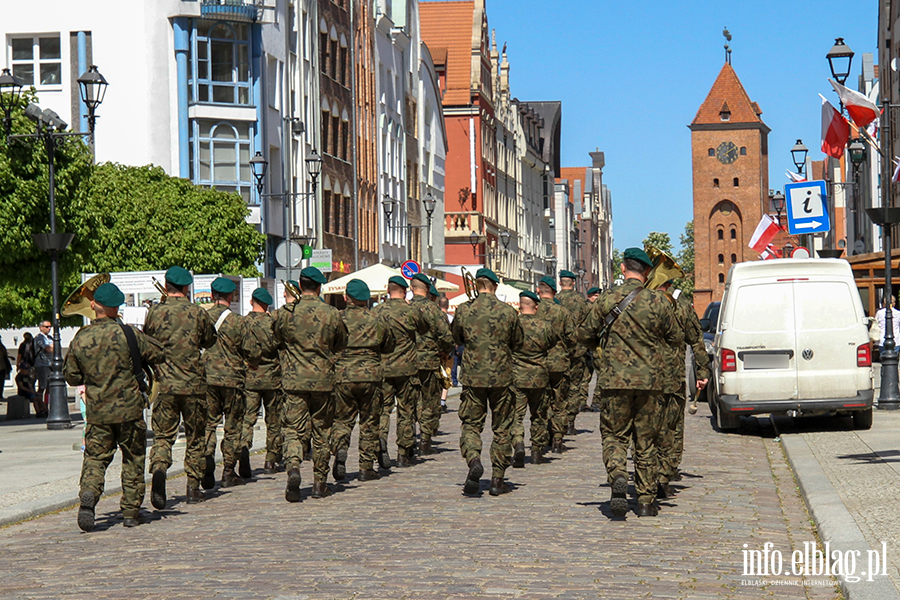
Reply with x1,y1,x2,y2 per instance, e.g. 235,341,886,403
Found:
644,247,684,291
61,273,111,319
281,279,301,301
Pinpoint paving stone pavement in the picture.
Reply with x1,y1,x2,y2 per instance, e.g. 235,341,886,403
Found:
0,389,841,600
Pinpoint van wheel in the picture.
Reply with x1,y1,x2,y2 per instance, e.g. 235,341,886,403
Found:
852,408,873,430
715,398,740,432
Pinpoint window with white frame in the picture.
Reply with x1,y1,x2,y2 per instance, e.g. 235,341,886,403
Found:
189,120,253,203
9,35,61,87
191,21,251,105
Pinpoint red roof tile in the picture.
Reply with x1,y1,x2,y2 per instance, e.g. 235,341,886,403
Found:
420,1,476,106
692,63,764,126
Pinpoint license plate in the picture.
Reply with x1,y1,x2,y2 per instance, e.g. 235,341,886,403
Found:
742,353,791,370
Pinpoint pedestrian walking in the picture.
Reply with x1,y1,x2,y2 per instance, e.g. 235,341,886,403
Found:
0,337,10,400
33,321,53,417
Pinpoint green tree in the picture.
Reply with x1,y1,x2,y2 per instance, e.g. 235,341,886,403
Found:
611,247,623,285
676,221,695,297
642,231,674,255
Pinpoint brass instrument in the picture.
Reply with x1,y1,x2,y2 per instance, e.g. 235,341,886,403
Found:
439,364,453,390
61,273,111,319
282,279,301,301
152,277,168,303
644,246,684,291
461,266,478,300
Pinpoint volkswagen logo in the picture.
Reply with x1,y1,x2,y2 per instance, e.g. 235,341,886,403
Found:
802,348,814,361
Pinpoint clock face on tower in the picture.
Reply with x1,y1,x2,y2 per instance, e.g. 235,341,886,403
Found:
716,141,738,164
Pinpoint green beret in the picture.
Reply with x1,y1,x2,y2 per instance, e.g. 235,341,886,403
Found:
346,279,371,302
624,247,654,268
412,272,432,287
252,287,273,306
587,286,601,295
475,268,499,284
429,284,439,297
539,276,557,292
388,275,409,289
165,266,192,287
519,290,540,304
559,270,577,280
93,282,124,308
211,277,236,295
300,266,327,285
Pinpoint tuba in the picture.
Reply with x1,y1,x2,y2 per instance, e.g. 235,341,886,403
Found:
152,277,168,303
61,273,111,319
282,279,301,301
644,247,684,291
461,266,478,300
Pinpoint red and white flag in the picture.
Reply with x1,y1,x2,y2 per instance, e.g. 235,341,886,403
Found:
749,214,781,254
829,79,880,129
761,244,780,260
893,157,900,184
785,170,806,183
821,95,850,159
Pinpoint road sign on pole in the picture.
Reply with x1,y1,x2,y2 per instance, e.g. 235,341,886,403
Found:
785,180,830,235
400,260,421,278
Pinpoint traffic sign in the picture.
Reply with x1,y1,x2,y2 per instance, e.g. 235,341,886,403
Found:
791,247,810,259
400,260,421,278
785,180,830,235
274,241,304,268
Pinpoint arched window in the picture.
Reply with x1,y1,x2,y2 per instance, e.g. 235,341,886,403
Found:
731,253,737,263
733,177,739,187
718,253,724,264
740,146,747,156
718,273,725,284
190,120,252,202
708,148,715,157
192,22,251,105
713,178,719,188
718,228,724,241
730,227,737,240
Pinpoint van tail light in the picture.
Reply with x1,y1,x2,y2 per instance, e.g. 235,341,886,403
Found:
721,348,737,372
858,343,872,367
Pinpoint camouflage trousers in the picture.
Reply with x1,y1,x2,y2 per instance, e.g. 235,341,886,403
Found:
332,381,382,471
149,393,206,487
600,389,665,505
511,387,549,450
547,371,570,442
566,356,589,420
380,375,419,457
241,389,283,463
656,392,686,484
283,391,333,483
458,386,514,479
416,369,443,443
80,420,146,519
205,385,245,469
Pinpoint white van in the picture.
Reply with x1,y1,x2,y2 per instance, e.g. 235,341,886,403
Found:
709,258,874,431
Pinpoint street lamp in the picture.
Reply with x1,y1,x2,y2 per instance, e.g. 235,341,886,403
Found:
0,68,23,136
305,149,322,180
772,190,785,224
469,230,480,253
782,242,794,259
382,194,397,223
791,139,809,175
76,65,108,160
499,229,511,250
826,37,855,86
547,256,557,276
422,193,437,222
523,255,533,270
250,151,268,198
848,138,866,166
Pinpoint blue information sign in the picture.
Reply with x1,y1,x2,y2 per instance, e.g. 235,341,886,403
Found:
785,180,830,235
400,260,421,278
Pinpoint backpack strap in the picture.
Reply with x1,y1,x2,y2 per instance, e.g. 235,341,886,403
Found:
214,308,232,332
117,321,147,394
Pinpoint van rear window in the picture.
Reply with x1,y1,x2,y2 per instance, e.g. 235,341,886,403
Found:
732,283,792,333
794,281,858,330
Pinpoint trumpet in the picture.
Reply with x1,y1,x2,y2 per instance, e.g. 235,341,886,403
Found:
461,266,478,300
282,279,301,301
644,246,684,291
152,277,168,303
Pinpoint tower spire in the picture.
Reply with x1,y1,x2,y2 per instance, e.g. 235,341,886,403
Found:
723,27,732,64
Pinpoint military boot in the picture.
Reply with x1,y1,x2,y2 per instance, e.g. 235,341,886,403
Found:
551,439,566,454
285,468,302,503
122,514,143,528
311,481,333,499
396,453,412,468
238,447,252,480
489,477,511,496
531,448,545,465
358,469,381,481
566,421,577,436
636,502,658,517
201,455,216,490
610,474,629,518
421,438,433,455
332,447,348,481
263,461,278,474
512,442,526,468
378,438,391,470
657,482,670,499
77,490,96,532
150,469,167,510
221,467,245,488
463,457,483,495
186,484,206,504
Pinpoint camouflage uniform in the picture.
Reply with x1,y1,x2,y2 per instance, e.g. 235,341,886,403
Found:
658,294,710,482
333,305,395,470
582,278,677,505
511,314,555,451
557,288,591,422
371,298,428,459
146,297,218,488
536,299,576,444
451,293,525,478
64,319,165,519
274,295,348,483
242,310,283,464
204,304,247,472
410,295,454,445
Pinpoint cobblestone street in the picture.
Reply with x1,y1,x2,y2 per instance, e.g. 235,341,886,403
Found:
0,391,840,600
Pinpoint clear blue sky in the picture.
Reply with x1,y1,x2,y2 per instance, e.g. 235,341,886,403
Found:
486,0,877,251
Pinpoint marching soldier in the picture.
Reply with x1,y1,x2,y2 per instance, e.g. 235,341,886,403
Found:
241,287,283,476
536,276,576,454
511,290,555,467
203,277,248,489
582,248,677,518
451,268,524,496
556,270,590,432
274,266,348,501
410,273,453,455
587,287,601,303
279,280,310,461
332,279,395,482
146,266,217,508
64,283,165,531
372,276,428,469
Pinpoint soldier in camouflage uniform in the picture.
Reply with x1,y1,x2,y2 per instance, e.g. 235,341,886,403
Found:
511,290,555,467
332,279,395,482
146,266,218,508
372,276,428,468
587,287,601,304
557,270,591,430
241,287,283,476
274,267,348,501
452,268,524,496
203,277,248,489
64,283,165,531
536,276,576,454
582,248,677,518
278,280,310,460
656,281,709,494
409,273,453,455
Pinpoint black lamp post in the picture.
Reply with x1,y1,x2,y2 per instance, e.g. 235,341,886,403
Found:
0,68,23,136
382,194,396,223
423,193,437,224
782,241,794,259
826,38,855,86
547,256,557,276
499,230,510,250
791,140,809,175
523,254,533,271
772,190,786,226
250,151,268,199
76,65,108,161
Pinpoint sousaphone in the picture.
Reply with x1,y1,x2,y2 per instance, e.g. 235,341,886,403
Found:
61,273,111,319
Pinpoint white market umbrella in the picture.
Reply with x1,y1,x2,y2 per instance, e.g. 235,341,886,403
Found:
322,263,458,295
447,282,523,314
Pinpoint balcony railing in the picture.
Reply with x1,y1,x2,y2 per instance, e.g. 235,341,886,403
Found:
201,0,261,22
444,211,483,238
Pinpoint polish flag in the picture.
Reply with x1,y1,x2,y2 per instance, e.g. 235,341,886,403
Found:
761,244,780,260
786,170,806,183
830,79,880,129
749,214,781,254
821,95,850,159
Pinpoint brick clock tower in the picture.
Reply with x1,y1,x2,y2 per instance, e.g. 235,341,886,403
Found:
690,62,770,316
